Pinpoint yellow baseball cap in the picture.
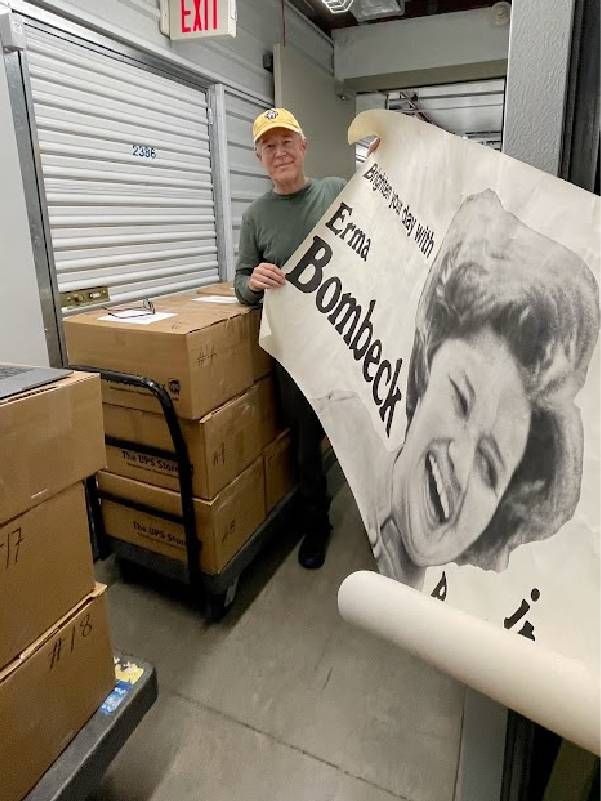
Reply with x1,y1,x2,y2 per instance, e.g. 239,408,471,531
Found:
252,107,303,143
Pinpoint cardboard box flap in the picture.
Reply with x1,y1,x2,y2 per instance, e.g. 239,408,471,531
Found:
0,584,106,683
196,282,236,298
66,298,250,335
0,371,98,409
201,386,254,422
102,403,175,450
98,471,220,513
266,429,292,456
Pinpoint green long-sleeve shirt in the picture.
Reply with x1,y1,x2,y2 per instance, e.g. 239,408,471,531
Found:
234,177,346,306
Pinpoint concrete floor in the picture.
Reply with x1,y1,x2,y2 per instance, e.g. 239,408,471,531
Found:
91,472,465,801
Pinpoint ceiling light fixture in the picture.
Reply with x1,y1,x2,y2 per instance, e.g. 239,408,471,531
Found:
352,0,405,21
319,0,354,13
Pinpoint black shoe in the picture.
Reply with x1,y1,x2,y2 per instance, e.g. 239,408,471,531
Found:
298,528,331,570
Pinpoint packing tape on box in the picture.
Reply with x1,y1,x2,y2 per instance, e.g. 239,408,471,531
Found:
338,571,601,755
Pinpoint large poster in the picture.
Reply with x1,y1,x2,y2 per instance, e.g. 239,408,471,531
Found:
261,110,600,675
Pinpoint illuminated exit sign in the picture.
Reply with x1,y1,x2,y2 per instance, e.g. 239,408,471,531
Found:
165,0,236,39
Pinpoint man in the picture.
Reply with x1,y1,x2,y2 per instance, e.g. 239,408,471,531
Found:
235,107,378,569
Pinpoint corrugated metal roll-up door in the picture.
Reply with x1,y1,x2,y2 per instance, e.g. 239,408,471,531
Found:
24,25,220,312
225,91,272,263
356,137,374,167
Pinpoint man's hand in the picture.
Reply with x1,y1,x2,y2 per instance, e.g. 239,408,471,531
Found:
367,137,381,157
248,262,286,292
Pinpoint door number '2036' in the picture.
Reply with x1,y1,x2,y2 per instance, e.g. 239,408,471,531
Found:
132,145,157,159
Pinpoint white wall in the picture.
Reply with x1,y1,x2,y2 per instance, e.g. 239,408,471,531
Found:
13,0,333,101
275,43,356,180
333,8,509,92
0,37,49,365
356,93,386,114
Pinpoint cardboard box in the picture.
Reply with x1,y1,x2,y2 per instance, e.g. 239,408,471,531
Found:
98,458,266,574
257,375,283,451
196,283,273,380
64,296,254,419
102,382,264,499
249,309,273,381
196,281,236,298
0,483,95,671
0,585,114,801
264,431,297,513
0,372,105,524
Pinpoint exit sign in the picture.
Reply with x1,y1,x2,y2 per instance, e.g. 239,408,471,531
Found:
166,0,236,40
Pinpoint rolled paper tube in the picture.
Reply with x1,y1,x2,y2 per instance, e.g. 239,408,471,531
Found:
338,571,600,756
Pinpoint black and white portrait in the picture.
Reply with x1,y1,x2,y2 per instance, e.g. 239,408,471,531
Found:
314,189,600,588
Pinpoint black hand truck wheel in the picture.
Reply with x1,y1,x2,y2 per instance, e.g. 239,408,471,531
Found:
204,579,239,622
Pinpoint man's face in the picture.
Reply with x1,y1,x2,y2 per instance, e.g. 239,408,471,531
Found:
257,128,307,184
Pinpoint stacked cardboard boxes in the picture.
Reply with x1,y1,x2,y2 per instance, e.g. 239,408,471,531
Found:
195,284,297,518
65,286,296,577
0,372,115,801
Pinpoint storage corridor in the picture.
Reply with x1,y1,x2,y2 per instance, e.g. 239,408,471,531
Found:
92,472,464,801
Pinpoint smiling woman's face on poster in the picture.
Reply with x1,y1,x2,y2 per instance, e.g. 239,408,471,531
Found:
396,189,599,574
391,327,531,567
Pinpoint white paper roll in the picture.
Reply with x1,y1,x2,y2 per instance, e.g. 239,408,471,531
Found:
338,571,601,755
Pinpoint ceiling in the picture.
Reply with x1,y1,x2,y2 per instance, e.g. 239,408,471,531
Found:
387,79,505,147
355,78,505,163
286,1,507,155
287,0,507,35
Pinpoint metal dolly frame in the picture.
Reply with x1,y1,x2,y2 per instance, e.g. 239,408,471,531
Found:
24,654,157,801
76,366,301,620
